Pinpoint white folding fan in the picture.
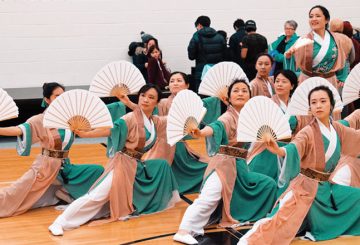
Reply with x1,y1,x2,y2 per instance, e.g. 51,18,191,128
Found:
43,89,113,131
89,60,146,98
167,89,207,146
342,63,360,105
237,96,292,142
292,37,314,50
287,77,343,116
198,62,248,100
0,88,19,122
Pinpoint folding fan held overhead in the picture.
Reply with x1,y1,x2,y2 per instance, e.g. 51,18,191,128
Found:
167,90,207,146
0,88,19,122
89,60,146,98
198,62,248,101
43,89,113,131
342,63,360,105
237,96,292,142
287,77,343,116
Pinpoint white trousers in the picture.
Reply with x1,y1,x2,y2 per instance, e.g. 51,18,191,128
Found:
179,172,222,235
53,171,113,230
331,164,352,186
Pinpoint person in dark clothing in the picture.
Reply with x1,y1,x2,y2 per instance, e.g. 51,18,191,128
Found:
128,32,158,82
188,15,226,92
147,45,171,90
241,20,268,80
217,30,232,61
229,18,247,66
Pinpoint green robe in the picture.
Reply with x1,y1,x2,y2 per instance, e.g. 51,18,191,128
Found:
107,116,178,214
204,120,277,222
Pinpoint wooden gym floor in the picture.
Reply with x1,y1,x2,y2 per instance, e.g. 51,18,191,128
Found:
1,141,360,244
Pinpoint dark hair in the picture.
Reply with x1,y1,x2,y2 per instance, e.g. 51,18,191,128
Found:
227,79,252,103
308,85,335,111
170,71,189,85
309,5,330,29
256,52,274,65
147,45,161,58
195,16,211,28
274,70,298,94
43,82,65,99
145,37,159,50
138,84,162,102
233,19,245,30
217,30,227,40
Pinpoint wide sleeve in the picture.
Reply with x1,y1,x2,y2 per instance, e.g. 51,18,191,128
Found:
342,109,360,129
16,122,32,156
107,101,126,123
205,120,228,156
278,143,301,187
337,124,360,157
278,128,310,187
289,115,298,133
201,97,221,125
106,118,128,158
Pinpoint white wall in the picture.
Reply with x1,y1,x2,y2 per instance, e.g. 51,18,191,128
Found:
1,0,359,88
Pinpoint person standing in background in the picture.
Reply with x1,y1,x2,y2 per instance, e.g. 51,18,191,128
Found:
229,18,247,66
187,15,226,92
241,20,268,80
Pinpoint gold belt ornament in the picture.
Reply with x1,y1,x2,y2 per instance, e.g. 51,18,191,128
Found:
300,168,331,182
41,148,69,159
218,145,248,159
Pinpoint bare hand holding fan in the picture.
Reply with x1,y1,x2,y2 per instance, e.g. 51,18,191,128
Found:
167,90,207,146
43,89,113,131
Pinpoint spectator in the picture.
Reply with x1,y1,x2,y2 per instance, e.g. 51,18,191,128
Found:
147,45,171,90
128,32,158,82
241,20,268,80
269,20,299,75
217,30,232,61
188,15,226,92
229,18,247,66
343,21,360,69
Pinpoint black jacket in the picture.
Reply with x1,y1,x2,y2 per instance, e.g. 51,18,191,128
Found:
187,27,226,79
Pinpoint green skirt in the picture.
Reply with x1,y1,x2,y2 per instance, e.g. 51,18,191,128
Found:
133,159,179,214
171,142,207,194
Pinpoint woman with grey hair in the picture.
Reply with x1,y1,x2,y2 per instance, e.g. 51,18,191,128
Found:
269,20,299,75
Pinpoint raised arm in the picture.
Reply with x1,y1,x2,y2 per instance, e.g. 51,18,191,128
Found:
190,125,214,138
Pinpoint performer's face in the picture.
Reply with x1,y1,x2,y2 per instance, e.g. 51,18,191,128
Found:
45,86,64,105
275,73,293,98
228,82,250,108
309,7,328,32
255,55,272,78
168,73,189,95
138,88,159,112
309,90,331,120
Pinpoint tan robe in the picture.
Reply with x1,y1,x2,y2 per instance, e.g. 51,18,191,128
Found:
203,106,243,226
330,110,360,187
250,75,275,98
89,108,169,224
295,31,353,87
0,114,63,217
246,120,360,245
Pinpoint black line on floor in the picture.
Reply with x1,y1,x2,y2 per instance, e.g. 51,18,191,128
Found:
180,194,193,205
120,227,219,244
100,142,107,148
